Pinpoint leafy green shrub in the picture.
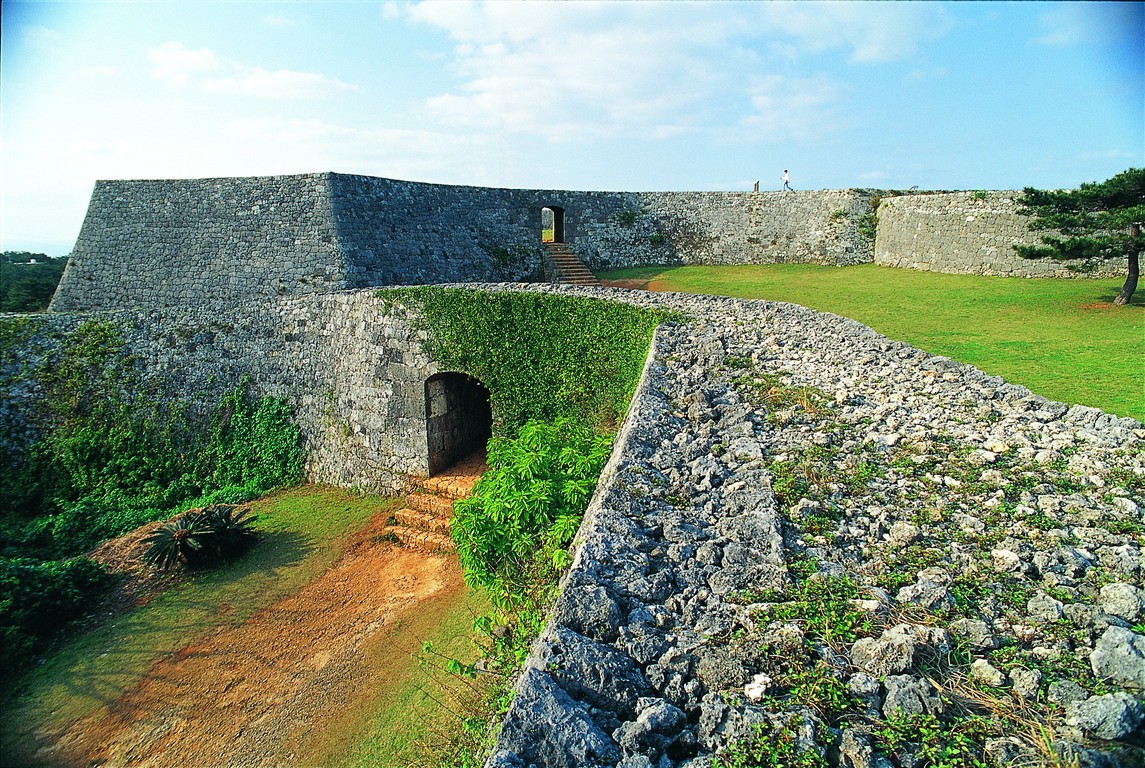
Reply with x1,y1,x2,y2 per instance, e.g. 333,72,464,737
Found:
3,335,302,562
0,556,113,671
195,388,305,495
451,418,612,593
142,504,258,571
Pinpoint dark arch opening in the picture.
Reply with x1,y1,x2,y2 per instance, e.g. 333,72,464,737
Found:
425,372,493,475
541,206,565,244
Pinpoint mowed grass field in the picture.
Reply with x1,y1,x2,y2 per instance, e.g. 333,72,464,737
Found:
600,264,1144,422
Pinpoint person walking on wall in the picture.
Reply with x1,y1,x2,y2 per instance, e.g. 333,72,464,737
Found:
782,170,793,191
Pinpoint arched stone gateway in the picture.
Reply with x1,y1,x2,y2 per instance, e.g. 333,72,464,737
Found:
540,206,565,244
424,372,492,475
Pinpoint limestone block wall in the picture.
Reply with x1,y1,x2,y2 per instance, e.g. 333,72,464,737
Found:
874,191,1124,277
50,174,348,312
49,174,876,312
3,292,451,494
49,172,1130,318
577,189,874,270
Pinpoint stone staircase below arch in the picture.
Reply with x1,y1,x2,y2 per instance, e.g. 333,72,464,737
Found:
384,449,487,552
544,242,600,286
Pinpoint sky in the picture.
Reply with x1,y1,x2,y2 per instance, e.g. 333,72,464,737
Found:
1,1,1142,257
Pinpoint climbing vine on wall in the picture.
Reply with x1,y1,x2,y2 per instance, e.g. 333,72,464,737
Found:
378,287,671,434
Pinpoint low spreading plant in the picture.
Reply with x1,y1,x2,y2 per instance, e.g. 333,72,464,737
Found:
760,575,875,648
874,714,990,768
142,504,259,571
717,718,827,768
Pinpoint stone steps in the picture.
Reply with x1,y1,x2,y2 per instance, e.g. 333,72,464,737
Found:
393,507,452,535
388,526,455,553
544,243,600,286
407,492,454,517
383,448,488,554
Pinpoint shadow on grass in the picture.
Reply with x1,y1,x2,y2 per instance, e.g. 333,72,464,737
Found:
4,528,310,715
1092,288,1145,307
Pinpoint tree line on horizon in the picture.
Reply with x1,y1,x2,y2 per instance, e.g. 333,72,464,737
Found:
1,252,68,313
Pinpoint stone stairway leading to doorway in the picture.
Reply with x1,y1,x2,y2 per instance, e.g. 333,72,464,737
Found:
385,449,488,552
543,243,600,286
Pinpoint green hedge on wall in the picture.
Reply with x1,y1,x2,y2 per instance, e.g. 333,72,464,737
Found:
380,287,671,434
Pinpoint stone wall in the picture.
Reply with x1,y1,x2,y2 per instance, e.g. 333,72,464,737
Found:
571,190,874,270
874,191,1124,277
477,285,1143,768
50,175,345,312
49,174,875,311
47,175,1130,315
4,293,447,493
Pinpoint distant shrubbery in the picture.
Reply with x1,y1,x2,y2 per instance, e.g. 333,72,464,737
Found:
0,319,304,674
1,252,68,312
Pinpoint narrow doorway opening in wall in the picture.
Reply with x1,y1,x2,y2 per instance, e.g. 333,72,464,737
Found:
425,372,493,475
541,206,565,244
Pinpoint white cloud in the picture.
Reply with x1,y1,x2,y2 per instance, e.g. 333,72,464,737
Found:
754,2,954,64
205,68,356,99
399,1,945,143
147,41,355,99
148,41,221,84
262,14,298,28
21,25,65,53
736,74,848,143
404,3,754,140
905,67,947,83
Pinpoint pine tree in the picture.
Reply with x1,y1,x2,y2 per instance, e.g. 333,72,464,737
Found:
1015,168,1144,305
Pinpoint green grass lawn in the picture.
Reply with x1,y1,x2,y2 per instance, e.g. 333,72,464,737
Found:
1,487,398,763
2,485,494,768
601,264,1144,422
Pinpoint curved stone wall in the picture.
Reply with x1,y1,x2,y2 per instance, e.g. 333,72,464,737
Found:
477,285,1143,768
874,191,1124,277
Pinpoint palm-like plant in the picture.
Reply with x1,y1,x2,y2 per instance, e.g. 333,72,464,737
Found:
142,514,208,570
141,504,258,570
198,504,258,557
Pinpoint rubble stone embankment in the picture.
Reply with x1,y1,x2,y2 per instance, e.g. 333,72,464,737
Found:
487,285,1144,768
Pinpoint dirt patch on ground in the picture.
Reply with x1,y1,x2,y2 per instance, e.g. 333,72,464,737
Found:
25,514,465,768
598,278,651,290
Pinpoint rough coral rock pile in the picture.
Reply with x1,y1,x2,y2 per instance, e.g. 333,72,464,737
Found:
487,286,1144,768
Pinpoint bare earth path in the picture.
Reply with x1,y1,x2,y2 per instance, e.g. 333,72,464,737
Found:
29,516,463,768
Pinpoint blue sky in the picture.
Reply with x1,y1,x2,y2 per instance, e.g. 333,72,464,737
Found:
1,1,1141,256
